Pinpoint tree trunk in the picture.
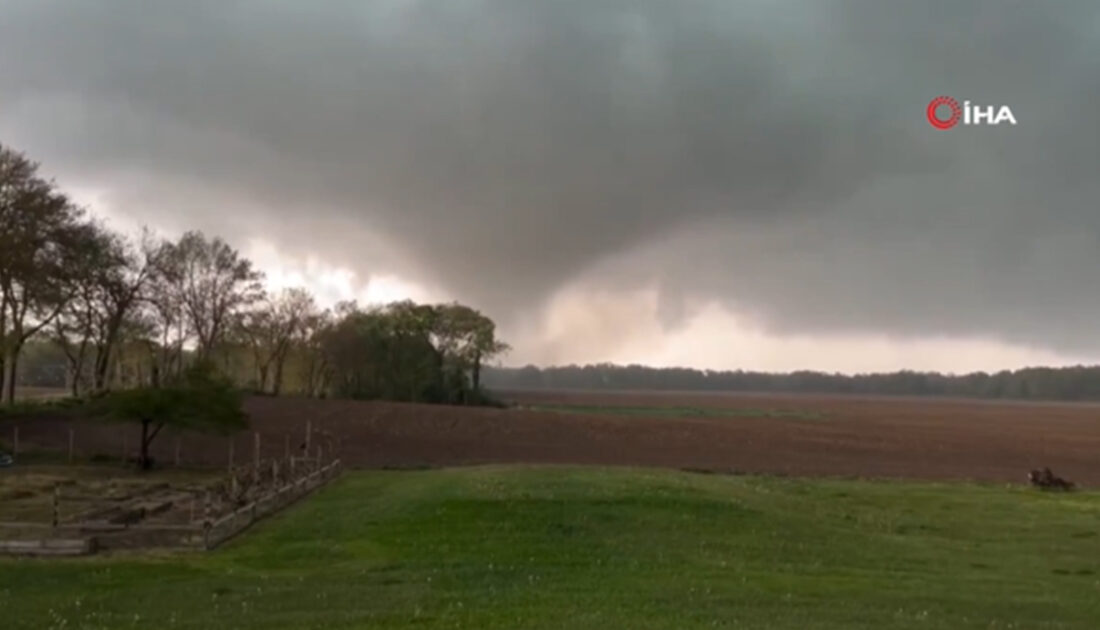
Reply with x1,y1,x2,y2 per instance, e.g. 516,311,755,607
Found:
272,358,285,396
257,363,269,394
140,419,151,469
93,347,112,392
0,294,7,404
93,312,126,393
310,359,327,398
2,307,22,404
473,350,482,393
113,353,122,389
434,350,447,403
71,339,89,397
139,419,164,471
2,346,20,405
304,356,316,397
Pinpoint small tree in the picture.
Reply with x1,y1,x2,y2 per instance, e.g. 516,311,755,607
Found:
95,361,247,469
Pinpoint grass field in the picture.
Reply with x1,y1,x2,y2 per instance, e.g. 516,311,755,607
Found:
523,402,824,420
3,467,1100,629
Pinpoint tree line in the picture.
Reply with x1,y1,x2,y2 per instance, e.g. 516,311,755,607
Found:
483,363,1100,401
0,141,509,408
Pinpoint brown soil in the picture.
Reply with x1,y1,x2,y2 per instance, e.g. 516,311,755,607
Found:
5,390,1100,485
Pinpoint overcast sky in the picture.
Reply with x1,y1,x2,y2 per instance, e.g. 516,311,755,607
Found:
2,1,1099,373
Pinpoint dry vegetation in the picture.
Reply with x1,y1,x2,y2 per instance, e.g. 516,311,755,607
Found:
0,466,217,527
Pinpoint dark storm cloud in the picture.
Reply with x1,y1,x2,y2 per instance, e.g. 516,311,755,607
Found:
0,0,1098,353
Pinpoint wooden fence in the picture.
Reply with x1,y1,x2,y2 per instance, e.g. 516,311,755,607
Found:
202,459,342,549
0,459,343,555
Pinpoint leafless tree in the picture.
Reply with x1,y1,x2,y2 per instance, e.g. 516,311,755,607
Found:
237,287,316,394
163,231,264,363
301,307,334,397
87,229,163,391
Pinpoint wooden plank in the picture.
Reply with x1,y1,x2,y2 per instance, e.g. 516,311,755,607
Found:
0,538,94,556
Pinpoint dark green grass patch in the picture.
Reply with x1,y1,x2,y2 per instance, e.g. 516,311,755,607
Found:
2,467,1099,629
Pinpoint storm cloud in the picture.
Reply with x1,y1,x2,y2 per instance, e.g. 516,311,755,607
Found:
1,0,1098,364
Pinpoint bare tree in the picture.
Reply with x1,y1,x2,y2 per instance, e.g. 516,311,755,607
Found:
145,240,190,385
301,307,334,397
165,231,264,363
51,279,98,396
87,230,162,392
238,287,318,394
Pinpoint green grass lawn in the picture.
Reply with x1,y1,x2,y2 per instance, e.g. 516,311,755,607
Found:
525,403,823,420
3,467,1099,629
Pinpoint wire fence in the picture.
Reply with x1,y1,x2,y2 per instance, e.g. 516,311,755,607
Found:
0,458,343,555
0,417,339,471
0,414,344,555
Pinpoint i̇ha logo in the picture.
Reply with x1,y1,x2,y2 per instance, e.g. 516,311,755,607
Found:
926,96,1017,129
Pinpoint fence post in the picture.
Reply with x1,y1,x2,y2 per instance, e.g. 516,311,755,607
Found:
52,484,60,528
68,427,75,463
305,420,311,454
203,491,212,549
253,432,260,482
189,495,196,524
12,426,18,459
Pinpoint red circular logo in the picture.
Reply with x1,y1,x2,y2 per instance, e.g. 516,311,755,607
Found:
926,96,961,129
